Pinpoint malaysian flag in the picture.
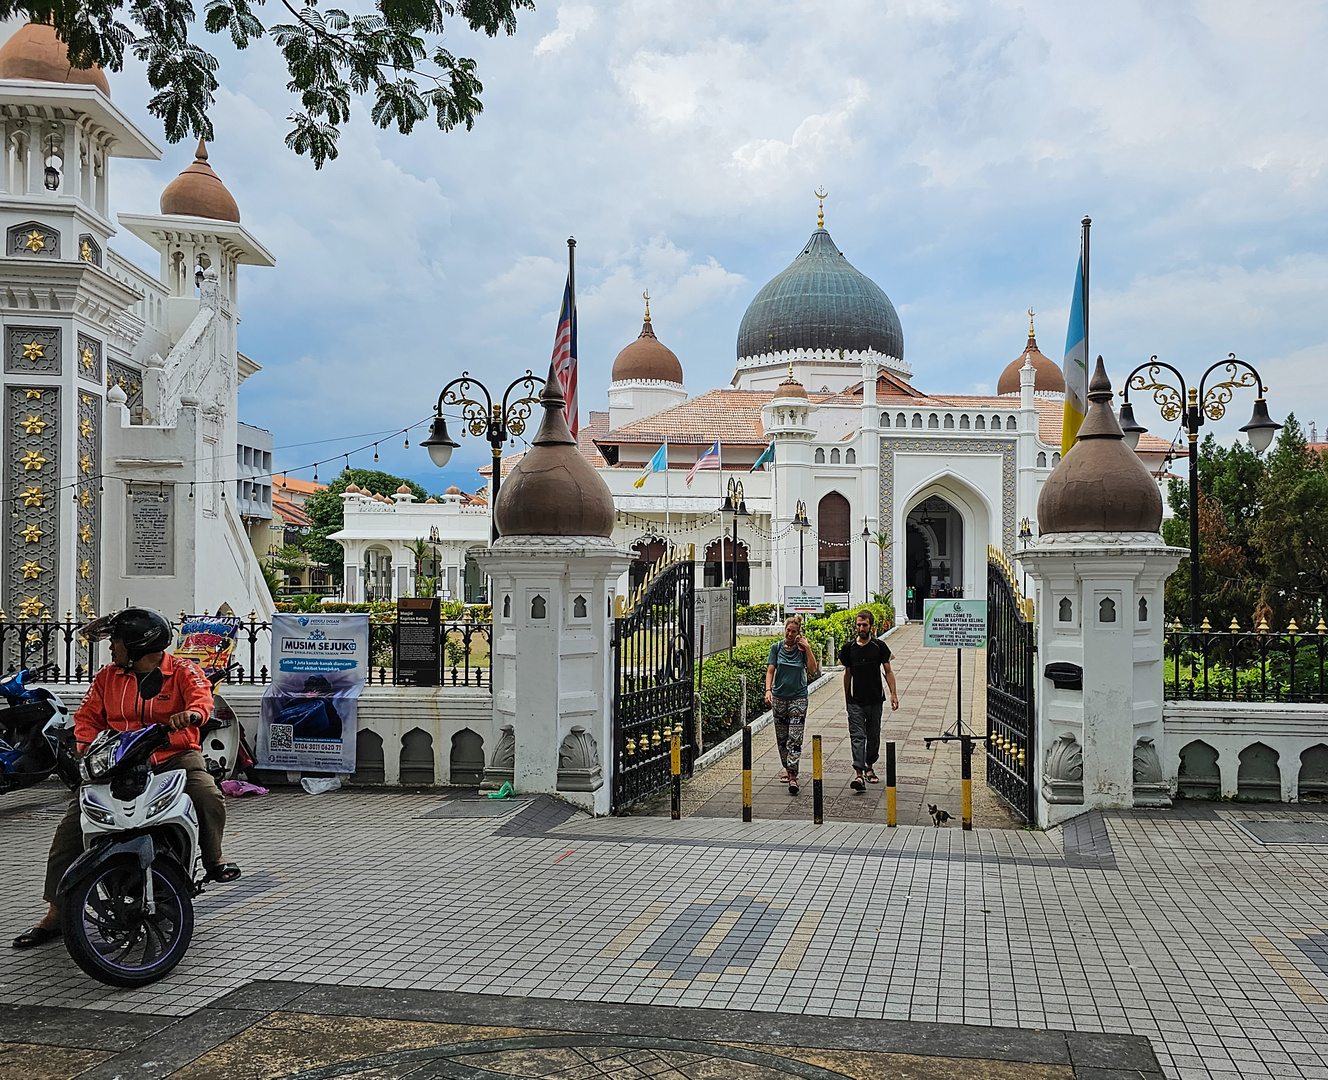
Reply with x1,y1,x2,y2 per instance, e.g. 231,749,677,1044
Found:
551,276,578,438
686,439,721,487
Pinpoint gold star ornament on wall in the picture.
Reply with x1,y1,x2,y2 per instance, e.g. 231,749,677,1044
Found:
24,388,44,400
22,485,44,507
81,240,92,261
79,417,93,437
21,523,44,543
22,340,45,361
79,524,93,543
18,596,46,619
20,450,47,471
21,560,43,579
24,230,45,252
79,595,95,616
79,454,93,474
78,490,92,509
81,347,94,370
22,414,47,435
78,558,93,579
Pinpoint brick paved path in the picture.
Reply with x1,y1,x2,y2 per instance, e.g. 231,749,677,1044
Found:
663,625,1020,829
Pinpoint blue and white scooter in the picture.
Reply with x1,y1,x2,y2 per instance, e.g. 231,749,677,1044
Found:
0,669,78,795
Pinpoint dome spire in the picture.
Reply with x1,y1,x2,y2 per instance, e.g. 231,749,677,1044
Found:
642,289,651,324
1028,308,1036,340
814,187,828,229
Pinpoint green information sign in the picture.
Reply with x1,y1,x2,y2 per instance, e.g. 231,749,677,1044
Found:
922,599,988,649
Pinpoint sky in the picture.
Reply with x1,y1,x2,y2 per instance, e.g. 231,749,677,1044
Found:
86,0,1328,493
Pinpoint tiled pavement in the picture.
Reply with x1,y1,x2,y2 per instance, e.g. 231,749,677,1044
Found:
2,780,1327,1079
651,625,1019,828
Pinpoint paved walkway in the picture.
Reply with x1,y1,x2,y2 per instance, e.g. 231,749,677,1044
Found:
2,783,1327,1080
654,625,1019,828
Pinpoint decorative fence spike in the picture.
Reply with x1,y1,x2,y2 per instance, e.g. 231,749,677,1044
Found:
1230,617,1241,631
1288,618,1300,633
1201,617,1212,632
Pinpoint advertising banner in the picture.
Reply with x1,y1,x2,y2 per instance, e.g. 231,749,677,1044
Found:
174,615,240,677
783,585,826,615
258,613,370,773
922,599,988,649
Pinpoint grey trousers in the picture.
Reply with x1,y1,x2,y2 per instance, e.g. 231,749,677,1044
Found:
847,701,884,772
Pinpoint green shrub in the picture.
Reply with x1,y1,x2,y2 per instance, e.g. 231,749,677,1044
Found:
695,636,779,743
736,603,778,625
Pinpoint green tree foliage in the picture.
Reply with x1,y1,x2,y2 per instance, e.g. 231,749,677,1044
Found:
270,544,308,573
303,469,428,580
1,0,532,167
1161,418,1328,628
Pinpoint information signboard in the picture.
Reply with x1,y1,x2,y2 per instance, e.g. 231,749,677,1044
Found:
394,598,441,687
694,587,732,658
922,599,988,649
258,612,369,773
783,585,826,615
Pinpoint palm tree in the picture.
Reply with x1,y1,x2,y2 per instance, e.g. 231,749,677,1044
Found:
408,537,431,597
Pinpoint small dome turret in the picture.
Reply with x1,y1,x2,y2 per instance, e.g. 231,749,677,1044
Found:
611,296,683,384
1037,358,1163,534
0,23,110,96
160,140,240,223
998,310,1065,395
771,364,808,400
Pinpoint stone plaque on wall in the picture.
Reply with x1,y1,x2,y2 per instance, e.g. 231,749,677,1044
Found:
5,325,61,375
7,220,60,259
3,386,60,623
76,334,102,385
125,486,174,576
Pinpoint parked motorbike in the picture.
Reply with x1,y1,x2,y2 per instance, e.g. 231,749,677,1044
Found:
58,724,202,987
0,669,78,795
197,664,256,784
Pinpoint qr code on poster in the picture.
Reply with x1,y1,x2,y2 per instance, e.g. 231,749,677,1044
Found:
269,724,294,751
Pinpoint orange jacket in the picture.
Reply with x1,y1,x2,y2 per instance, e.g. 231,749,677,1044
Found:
74,653,214,765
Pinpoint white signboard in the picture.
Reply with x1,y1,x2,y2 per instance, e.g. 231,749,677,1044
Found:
783,585,826,615
694,587,732,658
258,613,370,773
922,599,988,649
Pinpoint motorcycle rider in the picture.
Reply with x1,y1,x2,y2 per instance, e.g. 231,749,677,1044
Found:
12,608,241,949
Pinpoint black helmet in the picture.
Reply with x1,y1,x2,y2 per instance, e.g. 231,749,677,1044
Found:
84,608,173,662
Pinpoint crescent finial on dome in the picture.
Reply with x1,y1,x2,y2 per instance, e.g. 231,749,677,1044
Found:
814,187,828,229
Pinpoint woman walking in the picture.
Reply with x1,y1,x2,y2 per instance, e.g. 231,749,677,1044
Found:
765,617,819,794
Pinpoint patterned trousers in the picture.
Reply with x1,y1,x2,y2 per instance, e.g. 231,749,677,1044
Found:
772,695,809,777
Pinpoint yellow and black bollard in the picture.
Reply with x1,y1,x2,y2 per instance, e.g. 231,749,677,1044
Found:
960,734,973,831
812,734,824,825
742,723,753,822
885,741,897,827
670,729,681,820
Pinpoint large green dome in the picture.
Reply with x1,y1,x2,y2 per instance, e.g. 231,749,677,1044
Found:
736,228,903,362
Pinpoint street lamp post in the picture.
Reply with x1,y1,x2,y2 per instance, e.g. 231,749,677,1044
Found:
721,478,749,647
792,500,810,587
428,525,441,599
1018,517,1033,597
861,518,870,607
1118,353,1282,629
420,370,546,543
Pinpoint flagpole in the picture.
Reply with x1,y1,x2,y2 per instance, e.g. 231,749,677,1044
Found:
664,438,670,537
1081,216,1090,370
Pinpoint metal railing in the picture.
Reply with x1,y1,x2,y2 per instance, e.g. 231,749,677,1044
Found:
0,614,491,689
1165,618,1328,703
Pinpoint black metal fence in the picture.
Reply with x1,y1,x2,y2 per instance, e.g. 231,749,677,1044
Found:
985,548,1036,821
1165,620,1328,703
0,614,491,689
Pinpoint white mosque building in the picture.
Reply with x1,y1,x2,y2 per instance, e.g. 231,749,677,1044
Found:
336,206,1174,617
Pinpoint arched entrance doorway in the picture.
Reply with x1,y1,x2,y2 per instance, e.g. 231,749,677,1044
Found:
905,496,965,611
704,539,749,605
817,492,851,598
630,538,668,595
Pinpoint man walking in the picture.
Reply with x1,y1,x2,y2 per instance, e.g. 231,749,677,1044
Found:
838,609,898,791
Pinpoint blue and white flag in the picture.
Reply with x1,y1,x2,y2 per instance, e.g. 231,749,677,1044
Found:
1061,223,1090,454
634,442,667,488
750,442,775,471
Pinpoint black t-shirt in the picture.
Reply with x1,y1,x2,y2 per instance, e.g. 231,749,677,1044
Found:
838,637,892,705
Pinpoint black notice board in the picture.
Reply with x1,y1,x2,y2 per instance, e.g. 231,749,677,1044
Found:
395,598,441,686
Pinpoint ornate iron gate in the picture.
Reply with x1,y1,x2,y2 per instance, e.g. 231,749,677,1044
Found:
611,545,696,813
986,547,1036,821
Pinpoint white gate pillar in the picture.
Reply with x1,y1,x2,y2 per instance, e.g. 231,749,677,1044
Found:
472,365,629,815
1024,359,1181,828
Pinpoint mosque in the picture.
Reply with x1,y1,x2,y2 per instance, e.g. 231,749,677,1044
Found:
336,200,1175,614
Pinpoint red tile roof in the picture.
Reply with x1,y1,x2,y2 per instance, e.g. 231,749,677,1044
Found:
273,493,311,528
599,390,773,447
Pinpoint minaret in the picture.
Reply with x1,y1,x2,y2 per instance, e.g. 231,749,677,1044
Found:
607,293,686,429
762,365,816,592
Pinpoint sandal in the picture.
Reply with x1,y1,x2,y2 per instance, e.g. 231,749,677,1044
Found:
779,772,790,784
850,774,866,792
12,924,61,949
788,776,799,795
866,769,880,784
205,863,242,883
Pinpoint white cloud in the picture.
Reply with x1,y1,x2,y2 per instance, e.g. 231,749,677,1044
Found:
534,4,596,55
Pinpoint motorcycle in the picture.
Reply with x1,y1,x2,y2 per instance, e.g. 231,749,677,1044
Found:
197,664,256,785
0,669,78,795
58,723,201,987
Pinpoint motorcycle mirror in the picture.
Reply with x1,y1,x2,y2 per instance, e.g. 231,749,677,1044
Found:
136,668,164,701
